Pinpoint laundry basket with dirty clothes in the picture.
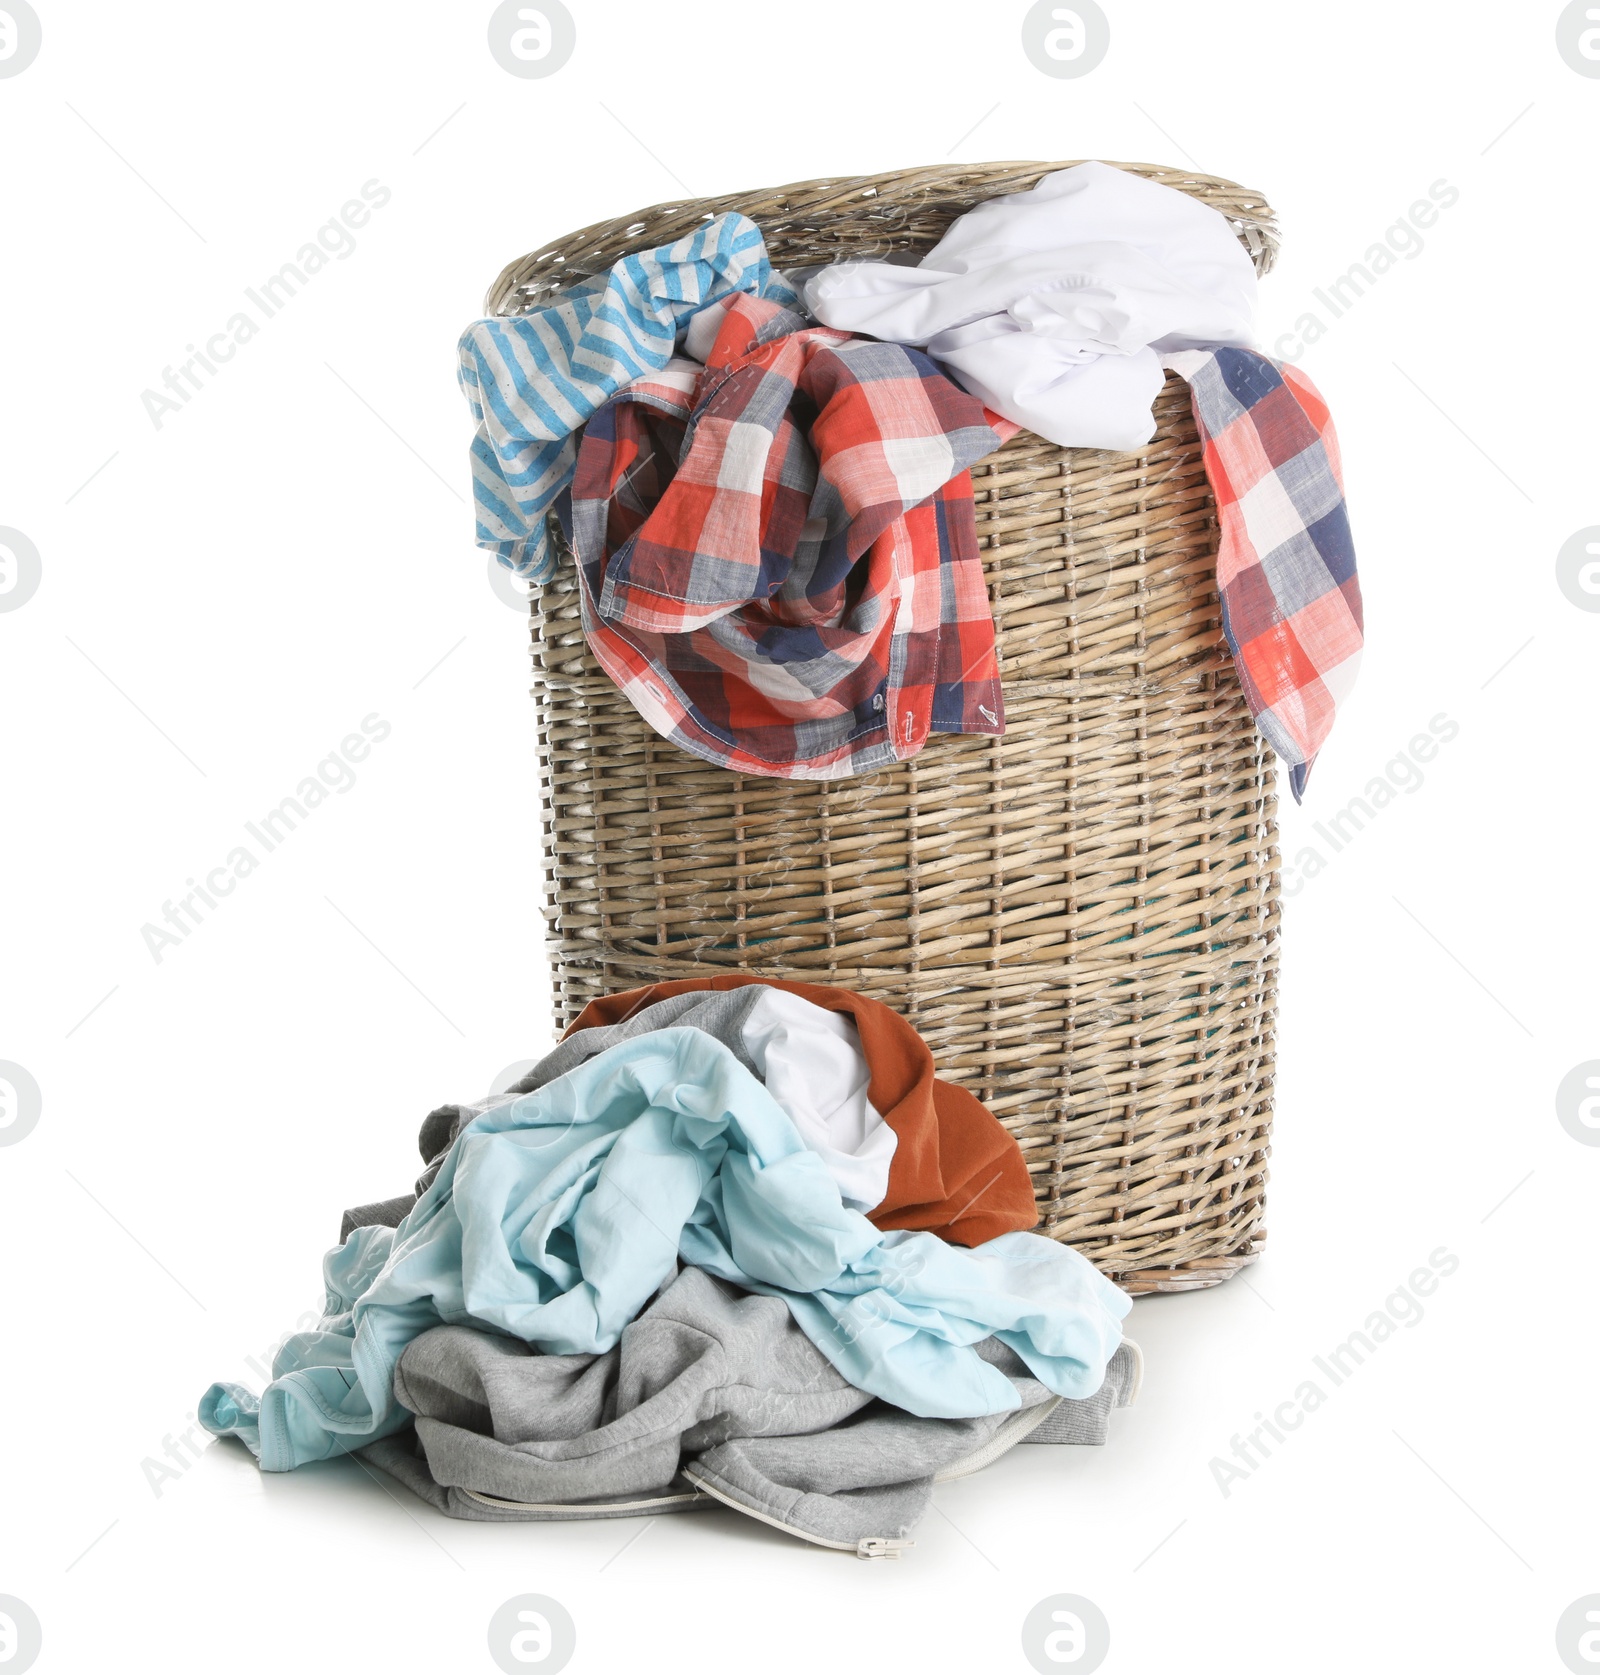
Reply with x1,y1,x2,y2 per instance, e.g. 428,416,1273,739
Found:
481,161,1297,1296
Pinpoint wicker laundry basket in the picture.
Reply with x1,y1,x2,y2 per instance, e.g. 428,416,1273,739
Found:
486,161,1283,1294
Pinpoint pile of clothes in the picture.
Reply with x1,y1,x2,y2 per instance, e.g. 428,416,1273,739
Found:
461,161,1362,797
200,979,1141,1556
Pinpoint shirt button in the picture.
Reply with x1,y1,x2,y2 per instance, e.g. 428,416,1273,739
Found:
872,694,885,712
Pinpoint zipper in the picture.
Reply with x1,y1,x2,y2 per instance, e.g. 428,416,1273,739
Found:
461,1487,706,1514
681,1466,914,1559
933,1397,1064,1484
1120,1338,1145,1405
933,1337,1145,1481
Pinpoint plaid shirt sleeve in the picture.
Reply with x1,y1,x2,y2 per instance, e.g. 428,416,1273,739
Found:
1163,347,1363,801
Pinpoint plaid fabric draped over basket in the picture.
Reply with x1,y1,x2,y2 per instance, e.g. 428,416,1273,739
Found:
486,161,1285,1294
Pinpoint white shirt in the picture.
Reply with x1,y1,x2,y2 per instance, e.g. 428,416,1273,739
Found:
737,988,896,1213
804,161,1259,451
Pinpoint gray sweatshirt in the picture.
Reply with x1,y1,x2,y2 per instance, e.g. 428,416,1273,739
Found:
362,1265,1139,1556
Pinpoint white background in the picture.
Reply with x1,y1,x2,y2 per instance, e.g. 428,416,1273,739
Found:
2,2,1596,1671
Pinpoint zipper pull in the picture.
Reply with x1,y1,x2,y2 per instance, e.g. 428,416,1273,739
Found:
855,1537,914,1560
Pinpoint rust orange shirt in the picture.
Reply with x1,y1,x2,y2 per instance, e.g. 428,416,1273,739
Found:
566,975,1038,1247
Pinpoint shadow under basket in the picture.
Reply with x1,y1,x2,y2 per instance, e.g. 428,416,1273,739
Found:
486,160,1284,1294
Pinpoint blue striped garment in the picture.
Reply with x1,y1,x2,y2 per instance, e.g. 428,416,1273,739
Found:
458,213,800,583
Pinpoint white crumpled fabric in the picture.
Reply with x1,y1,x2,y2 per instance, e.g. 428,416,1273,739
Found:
737,987,895,1212
804,160,1259,451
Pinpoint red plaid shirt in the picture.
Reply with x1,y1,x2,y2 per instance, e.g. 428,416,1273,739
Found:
568,294,1017,779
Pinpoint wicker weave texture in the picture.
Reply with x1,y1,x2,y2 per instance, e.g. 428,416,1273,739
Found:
501,161,1283,1293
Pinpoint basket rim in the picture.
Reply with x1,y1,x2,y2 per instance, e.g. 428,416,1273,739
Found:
484,156,1280,316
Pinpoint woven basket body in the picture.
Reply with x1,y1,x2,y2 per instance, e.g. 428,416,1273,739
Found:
487,162,1283,1293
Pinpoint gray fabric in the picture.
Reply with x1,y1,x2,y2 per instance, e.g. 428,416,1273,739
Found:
1020,1340,1140,1444
967,1332,1136,1442
360,1264,1129,1548
423,1266,870,1494
338,1194,416,1244
688,1382,1057,1545
371,1266,872,1517
340,988,785,1244
359,1429,714,1521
